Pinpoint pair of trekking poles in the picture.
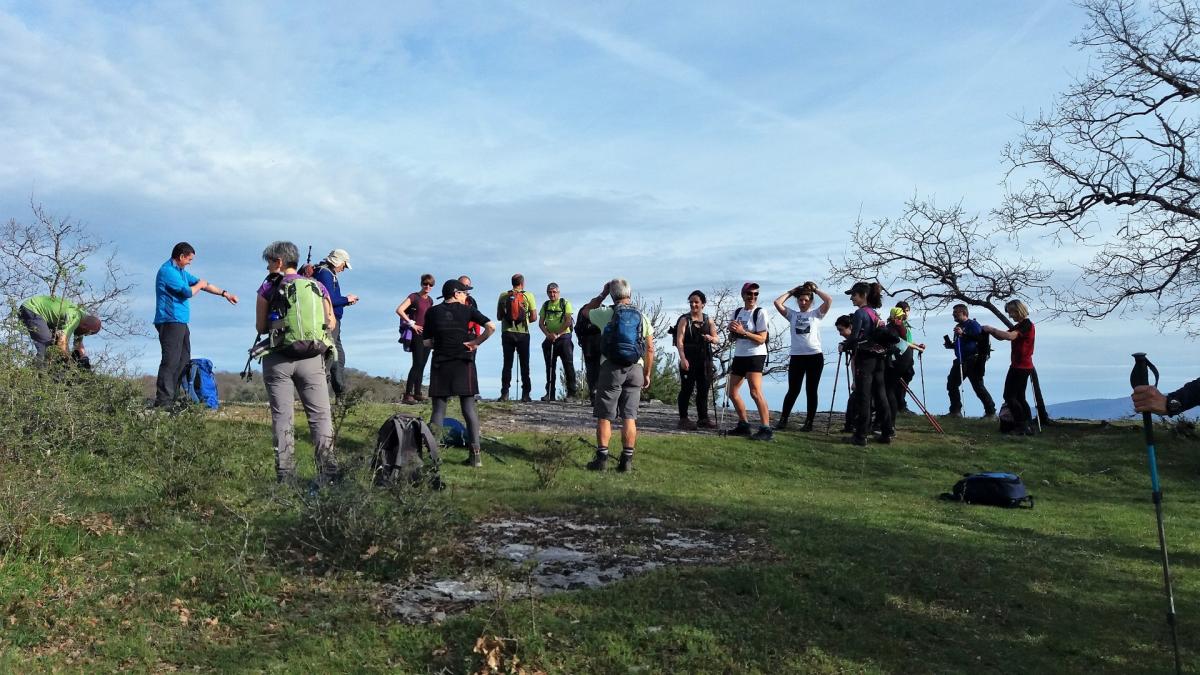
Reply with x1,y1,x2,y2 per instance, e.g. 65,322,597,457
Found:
825,349,943,435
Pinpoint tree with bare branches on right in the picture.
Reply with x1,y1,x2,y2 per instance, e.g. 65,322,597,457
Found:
1002,0,1200,334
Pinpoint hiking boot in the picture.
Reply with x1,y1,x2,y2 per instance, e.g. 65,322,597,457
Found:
499,392,510,402
402,394,418,405
698,418,717,429
877,433,893,444
845,436,867,447
540,394,552,402
586,451,609,471
677,418,698,431
750,425,774,442
800,420,814,433
945,409,963,418
728,420,752,436
616,452,633,473
520,393,533,403
462,449,482,468
774,419,789,431
983,410,997,419
414,393,427,402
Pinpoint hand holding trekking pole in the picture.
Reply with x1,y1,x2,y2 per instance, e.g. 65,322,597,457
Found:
1130,352,1183,675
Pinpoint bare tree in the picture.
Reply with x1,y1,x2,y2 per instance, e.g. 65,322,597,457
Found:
0,200,138,338
1001,0,1200,333
829,197,1054,423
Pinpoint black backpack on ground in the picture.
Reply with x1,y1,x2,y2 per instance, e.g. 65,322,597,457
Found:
371,414,445,489
940,472,1033,508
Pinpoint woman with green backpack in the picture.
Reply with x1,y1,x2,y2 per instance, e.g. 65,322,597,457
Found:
256,241,340,485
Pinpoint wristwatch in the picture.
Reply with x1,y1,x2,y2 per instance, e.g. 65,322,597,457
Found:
1167,398,1185,416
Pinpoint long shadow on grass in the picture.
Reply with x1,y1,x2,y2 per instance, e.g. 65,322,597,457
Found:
430,493,1198,674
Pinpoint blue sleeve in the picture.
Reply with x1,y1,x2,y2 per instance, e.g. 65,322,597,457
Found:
845,309,872,349
314,269,348,308
160,266,193,300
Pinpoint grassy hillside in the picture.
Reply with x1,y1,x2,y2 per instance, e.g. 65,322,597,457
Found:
2,363,1198,673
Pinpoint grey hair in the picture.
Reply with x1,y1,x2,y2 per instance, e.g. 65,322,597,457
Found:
609,277,631,301
262,241,300,268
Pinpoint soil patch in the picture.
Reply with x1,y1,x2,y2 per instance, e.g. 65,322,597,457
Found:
381,514,765,623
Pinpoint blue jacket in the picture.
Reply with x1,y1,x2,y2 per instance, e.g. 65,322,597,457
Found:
312,264,350,320
154,259,199,325
952,319,984,359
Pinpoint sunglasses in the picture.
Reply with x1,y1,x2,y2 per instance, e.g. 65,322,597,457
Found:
422,282,434,287
744,291,759,297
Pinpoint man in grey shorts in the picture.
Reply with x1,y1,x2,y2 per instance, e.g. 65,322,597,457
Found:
579,278,654,473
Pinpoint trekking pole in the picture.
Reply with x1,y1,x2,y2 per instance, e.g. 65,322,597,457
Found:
900,379,944,435
826,349,842,433
546,338,556,401
1131,352,1183,675
954,336,965,399
919,351,926,403
240,334,264,381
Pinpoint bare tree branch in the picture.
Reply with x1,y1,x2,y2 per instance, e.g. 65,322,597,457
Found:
1002,0,1200,333
0,199,140,339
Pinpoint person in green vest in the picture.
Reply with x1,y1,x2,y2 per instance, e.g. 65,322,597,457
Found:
16,295,101,365
538,282,577,401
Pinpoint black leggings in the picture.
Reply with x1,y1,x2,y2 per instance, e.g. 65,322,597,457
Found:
406,338,430,396
1003,367,1033,427
853,352,892,440
780,353,824,424
677,348,712,420
430,395,481,448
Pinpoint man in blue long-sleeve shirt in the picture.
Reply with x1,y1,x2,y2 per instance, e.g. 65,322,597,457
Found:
153,242,238,408
311,249,358,397
943,304,996,418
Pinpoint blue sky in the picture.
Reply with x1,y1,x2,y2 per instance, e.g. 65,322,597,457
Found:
1,0,1193,414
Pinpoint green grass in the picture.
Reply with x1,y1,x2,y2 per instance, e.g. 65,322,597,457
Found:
1,394,1198,674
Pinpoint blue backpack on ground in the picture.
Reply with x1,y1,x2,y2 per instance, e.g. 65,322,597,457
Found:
601,304,645,367
441,417,467,447
181,358,219,409
941,472,1033,508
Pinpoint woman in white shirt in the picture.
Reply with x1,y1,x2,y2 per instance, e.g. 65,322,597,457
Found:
772,282,833,431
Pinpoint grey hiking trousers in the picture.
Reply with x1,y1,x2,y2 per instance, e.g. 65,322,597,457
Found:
263,352,338,481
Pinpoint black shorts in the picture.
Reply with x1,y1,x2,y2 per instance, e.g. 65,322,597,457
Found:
730,355,766,376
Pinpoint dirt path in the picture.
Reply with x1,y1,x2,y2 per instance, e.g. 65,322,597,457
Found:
478,398,847,436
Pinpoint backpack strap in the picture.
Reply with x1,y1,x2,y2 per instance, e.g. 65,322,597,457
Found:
419,421,441,465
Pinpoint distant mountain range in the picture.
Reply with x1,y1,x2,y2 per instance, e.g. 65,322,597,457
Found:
1045,397,1137,421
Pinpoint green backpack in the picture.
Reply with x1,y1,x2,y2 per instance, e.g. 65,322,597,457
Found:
267,277,335,360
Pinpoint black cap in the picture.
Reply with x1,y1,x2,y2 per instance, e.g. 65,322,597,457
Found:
844,281,870,296
438,279,469,299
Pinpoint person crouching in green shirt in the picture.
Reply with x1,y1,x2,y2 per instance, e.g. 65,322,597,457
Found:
539,282,577,401
17,295,102,365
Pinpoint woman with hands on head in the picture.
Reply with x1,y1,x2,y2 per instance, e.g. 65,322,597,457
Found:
773,281,833,431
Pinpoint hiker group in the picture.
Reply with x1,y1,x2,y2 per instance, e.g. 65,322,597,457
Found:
14,240,1043,483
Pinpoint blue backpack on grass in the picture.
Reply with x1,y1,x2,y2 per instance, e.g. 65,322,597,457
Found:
181,358,219,409
601,304,645,367
940,472,1033,509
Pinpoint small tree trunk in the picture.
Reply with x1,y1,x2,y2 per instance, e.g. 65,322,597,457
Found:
1030,368,1049,426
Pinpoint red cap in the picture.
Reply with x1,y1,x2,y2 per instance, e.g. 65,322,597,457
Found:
741,282,760,294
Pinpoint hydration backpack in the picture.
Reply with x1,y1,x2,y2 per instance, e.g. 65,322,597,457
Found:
941,472,1034,508
601,304,645,367
502,291,528,325
371,413,445,489
180,358,219,409
541,298,568,327
267,277,334,359
860,307,901,351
